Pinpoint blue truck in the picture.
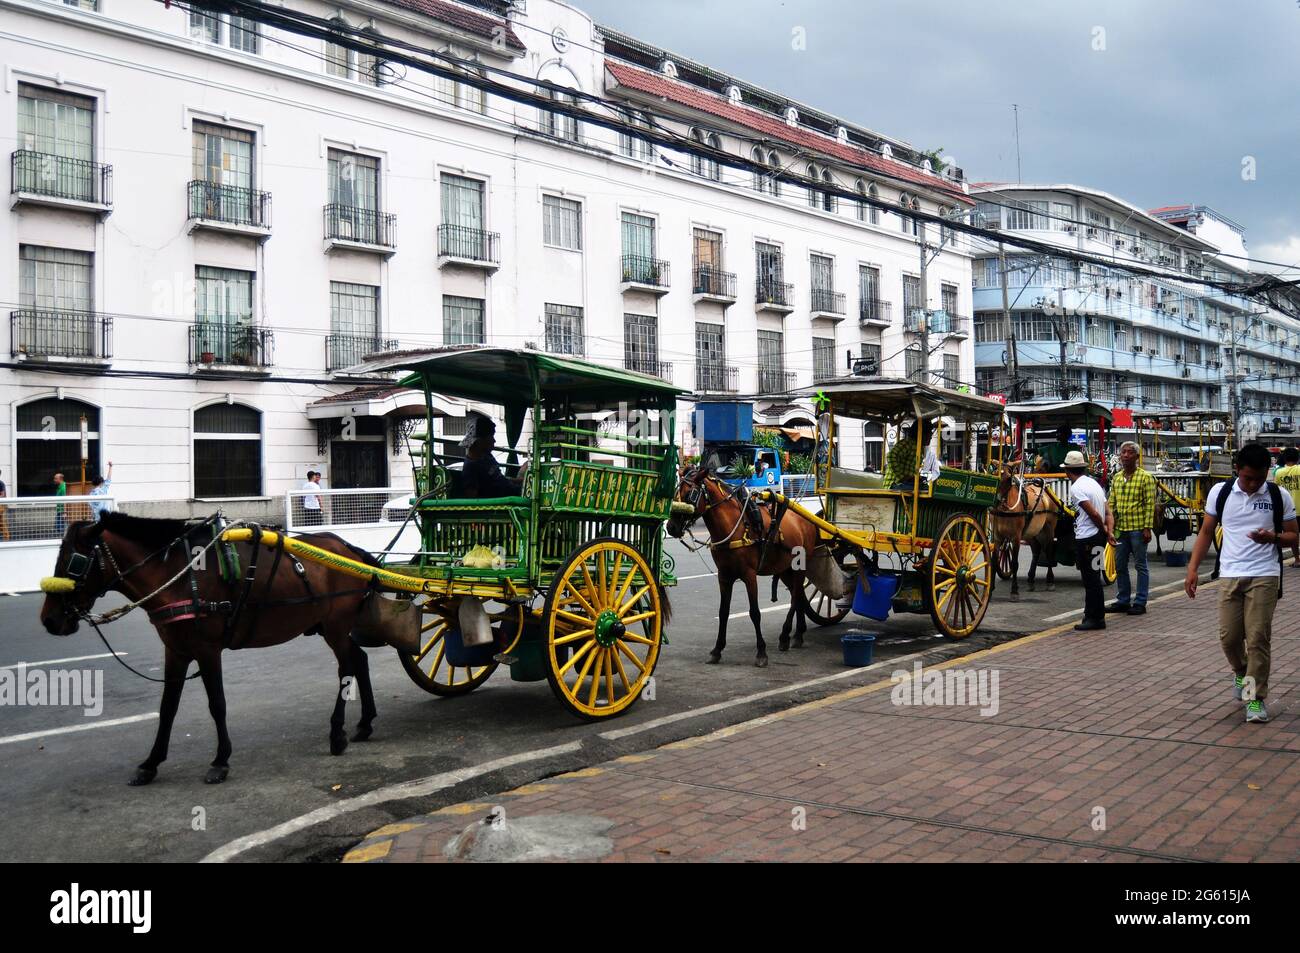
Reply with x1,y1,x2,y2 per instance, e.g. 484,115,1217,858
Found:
692,401,783,490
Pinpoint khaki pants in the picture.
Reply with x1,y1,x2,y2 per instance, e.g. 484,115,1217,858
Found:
1219,577,1278,700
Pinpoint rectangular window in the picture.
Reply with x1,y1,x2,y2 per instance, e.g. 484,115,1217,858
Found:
902,274,922,315
974,313,1006,345
192,121,253,191
545,91,579,142
757,330,784,391
325,39,351,78
860,265,882,320
228,16,260,53
696,322,727,390
195,266,253,327
1006,199,1049,230
328,149,379,210
813,337,836,381
18,83,94,161
1052,201,1074,229
441,174,484,230
542,195,582,250
941,283,958,315
544,303,584,356
619,111,653,161
621,212,655,260
859,342,882,375
905,347,924,381
442,295,484,345
189,9,221,42
756,242,784,284
693,228,723,271
20,245,92,312
973,202,1001,229
624,314,659,374
330,282,379,337
943,354,961,387
810,254,834,292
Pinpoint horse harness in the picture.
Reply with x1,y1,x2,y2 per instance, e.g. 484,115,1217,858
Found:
682,474,791,558
993,475,1051,523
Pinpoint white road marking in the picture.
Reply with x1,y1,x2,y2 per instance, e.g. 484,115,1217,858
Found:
1041,577,1187,622
599,645,937,741
676,573,715,581
1,652,122,671
201,741,583,863
728,602,792,620
0,713,158,747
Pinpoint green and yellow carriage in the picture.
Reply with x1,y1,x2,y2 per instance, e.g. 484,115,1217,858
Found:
759,379,1004,640
1134,408,1234,557
229,347,681,720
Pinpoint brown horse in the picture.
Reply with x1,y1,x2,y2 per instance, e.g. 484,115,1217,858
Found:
991,463,1061,600
665,467,818,666
39,513,380,785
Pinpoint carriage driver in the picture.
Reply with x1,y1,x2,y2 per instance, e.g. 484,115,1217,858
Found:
458,413,523,499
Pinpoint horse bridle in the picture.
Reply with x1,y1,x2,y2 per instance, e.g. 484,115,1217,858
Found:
675,469,753,549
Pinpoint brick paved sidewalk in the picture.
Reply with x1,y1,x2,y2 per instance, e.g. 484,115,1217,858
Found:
344,580,1300,863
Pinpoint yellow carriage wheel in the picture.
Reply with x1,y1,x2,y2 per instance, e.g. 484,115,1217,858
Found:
993,539,1016,581
543,538,662,721
927,514,993,640
1102,540,1118,586
399,601,524,696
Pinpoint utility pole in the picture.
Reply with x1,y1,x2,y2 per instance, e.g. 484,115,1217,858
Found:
999,242,1017,400
919,227,930,386
1228,310,1241,446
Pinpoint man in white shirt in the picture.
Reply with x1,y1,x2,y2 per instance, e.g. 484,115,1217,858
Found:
1064,450,1109,631
1186,443,1298,723
301,470,324,526
90,460,113,520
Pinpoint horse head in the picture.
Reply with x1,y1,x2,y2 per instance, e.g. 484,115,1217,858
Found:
666,465,710,538
996,463,1023,509
39,520,112,636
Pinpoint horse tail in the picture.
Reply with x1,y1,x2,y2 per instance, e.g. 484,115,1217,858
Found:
657,580,673,626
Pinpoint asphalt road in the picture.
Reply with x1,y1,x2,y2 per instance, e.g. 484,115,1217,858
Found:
0,537,1196,863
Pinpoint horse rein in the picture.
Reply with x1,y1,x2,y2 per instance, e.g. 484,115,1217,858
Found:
675,473,760,552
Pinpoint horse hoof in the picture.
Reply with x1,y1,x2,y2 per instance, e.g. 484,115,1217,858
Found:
330,734,349,756
706,654,721,665
205,765,229,784
352,724,374,743
1047,583,1056,592
1009,593,1020,603
1027,583,1036,593
128,767,157,787
755,656,768,668
792,638,804,649
778,641,790,652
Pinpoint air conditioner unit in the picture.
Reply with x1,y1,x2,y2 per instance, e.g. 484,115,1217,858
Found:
1114,238,1125,248
1181,368,1191,378
1131,345,1143,353
1175,354,1183,362
1085,227,1098,239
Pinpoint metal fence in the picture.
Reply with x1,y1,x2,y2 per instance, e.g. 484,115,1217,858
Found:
324,203,396,247
285,487,411,532
12,150,112,205
11,309,113,360
438,224,500,264
0,494,114,545
188,179,271,228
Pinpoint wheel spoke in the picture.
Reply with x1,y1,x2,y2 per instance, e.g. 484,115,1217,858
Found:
426,641,446,678
617,584,652,618
616,639,647,673
571,640,601,696
557,638,596,676
555,607,595,628
415,623,446,662
563,580,599,619
607,553,624,606
618,627,656,643
581,563,601,610
611,647,632,694
596,553,608,610
605,648,616,706
554,627,596,646
612,563,638,612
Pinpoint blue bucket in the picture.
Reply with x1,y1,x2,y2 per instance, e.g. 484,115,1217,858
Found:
852,573,899,621
841,633,877,667
442,626,498,668
1164,551,1189,568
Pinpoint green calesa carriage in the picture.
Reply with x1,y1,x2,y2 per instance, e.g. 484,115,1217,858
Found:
231,347,682,720
761,379,1005,639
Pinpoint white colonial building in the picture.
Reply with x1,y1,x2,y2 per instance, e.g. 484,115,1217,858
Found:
1,0,975,507
970,185,1300,442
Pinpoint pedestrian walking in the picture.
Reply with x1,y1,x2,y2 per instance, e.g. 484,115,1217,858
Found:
89,461,113,520
1186,442,1298,723
301,470,324,526
53,471,67,535
1104,441,1155,615
1272,446,1300,567
1064,450,1108,631
0,468,9,541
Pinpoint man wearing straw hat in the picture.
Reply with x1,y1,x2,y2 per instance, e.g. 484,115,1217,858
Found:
1064,449,1109,631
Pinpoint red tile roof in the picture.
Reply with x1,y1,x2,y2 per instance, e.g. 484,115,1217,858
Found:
604,60,972,205
1148,204,1193,215
313,385,419,405
386,0,525,52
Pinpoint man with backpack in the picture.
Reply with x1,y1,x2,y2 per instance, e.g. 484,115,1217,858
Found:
1186,443,1298,723
1272,446,1300,567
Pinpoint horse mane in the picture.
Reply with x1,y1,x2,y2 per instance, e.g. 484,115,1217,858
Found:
97,511,212,548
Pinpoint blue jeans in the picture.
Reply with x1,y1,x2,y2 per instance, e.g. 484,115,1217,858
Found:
1114,530,1149,607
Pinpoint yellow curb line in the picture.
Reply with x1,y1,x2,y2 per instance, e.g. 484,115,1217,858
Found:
342,839,393,863
554,767,607,779
369,822,427,838
429,801,496,817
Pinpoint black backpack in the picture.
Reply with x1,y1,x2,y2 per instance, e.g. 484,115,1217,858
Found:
1212,479,1286,596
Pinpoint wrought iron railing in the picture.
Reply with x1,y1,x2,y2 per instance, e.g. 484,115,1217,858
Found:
860,298,893,324
811,288,846,315
188,179,270,228
756,279,794,308
10,309,112,359
324,203,395,247
189,323,274,367
758,368,797,392
621,255,670,289
625,358,673,381
326,334,400,372
12,150,112,205
693,266,737,298
695,363,738,392
438,224,500,264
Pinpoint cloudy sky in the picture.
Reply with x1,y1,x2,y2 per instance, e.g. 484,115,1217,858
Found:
574,0,1300,272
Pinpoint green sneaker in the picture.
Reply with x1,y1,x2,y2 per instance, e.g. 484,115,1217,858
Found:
1233,675,1244,701
1245,700,1269,723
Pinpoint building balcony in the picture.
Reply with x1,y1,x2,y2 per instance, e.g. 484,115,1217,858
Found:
189,323,274,374
757,368,797,393
696,363,738,393
437,224,500,271
904,309,969,338
10,150,112,214
326,334,401,374
625,357,674,382
620,255,670,295
323,203,396,256
692,266,737,304
755,279,795,314
859,298,892,327
811,288,846,320
187,180,271,238
10,309,112,367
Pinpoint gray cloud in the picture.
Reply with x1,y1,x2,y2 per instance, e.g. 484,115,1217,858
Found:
574,0,1300,266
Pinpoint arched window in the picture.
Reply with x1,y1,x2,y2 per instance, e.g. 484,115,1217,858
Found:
194,403,262,498
545,88,579,142
690,128,719,181
14,397,101,497
868,183,880,225
619,110,652,161
325,21,384,86
899,192,918,236
855,179,867,222
767,151,782,197
821,167,836,213
807,163,821,209
911,195,923,239
752,146,767,193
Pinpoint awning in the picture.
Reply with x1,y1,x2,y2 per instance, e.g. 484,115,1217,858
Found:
306,385,434,421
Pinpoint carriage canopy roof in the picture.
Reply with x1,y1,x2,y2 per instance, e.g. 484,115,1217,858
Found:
1003,399,1114,427
1132,408,1232,424
796,378,1006,421
352,346,685,409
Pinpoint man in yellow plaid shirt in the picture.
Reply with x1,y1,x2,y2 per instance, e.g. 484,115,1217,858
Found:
1105,441,1156,615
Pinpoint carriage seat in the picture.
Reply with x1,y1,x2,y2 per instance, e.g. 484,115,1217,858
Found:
827,467,886,491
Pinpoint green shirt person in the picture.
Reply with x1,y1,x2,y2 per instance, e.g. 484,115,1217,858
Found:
54,471,68,534
1036,426,1076,472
